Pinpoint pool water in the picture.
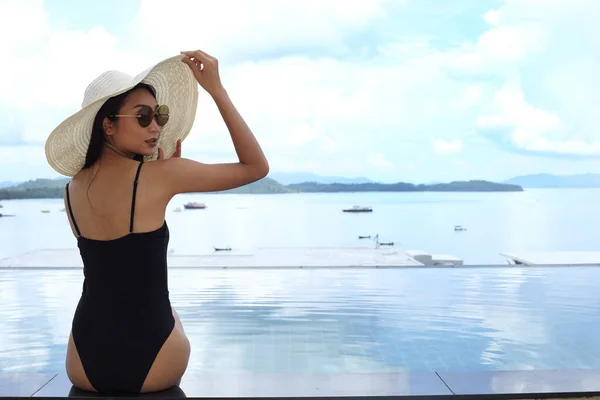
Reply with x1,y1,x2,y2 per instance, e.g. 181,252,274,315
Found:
1,266,599,374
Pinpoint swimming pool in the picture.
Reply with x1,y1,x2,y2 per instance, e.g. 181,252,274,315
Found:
1,266,599,375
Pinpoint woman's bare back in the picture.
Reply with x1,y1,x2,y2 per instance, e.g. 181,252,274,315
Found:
65,158,168,240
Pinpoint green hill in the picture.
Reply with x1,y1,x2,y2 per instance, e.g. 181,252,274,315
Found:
0,178,70,200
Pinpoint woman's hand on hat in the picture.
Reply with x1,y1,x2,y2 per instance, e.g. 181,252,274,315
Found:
157,139,182,160
180,50,224,97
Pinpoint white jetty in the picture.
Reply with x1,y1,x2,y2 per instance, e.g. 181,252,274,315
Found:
500,251,600,266
405,249,464,266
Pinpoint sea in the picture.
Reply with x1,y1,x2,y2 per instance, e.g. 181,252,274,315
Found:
1,188,599,265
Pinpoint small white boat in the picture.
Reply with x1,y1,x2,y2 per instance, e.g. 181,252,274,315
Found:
454,225,466,231
173,207,182,212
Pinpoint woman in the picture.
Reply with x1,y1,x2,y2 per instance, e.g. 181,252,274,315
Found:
44,50,269,394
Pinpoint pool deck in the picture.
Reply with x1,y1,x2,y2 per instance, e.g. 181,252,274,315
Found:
2,369,600,399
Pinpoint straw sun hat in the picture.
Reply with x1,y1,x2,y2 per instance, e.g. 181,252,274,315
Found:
45,55,199,177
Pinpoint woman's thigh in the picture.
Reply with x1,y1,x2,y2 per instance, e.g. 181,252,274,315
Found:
140,307,191,393
65,332,96,392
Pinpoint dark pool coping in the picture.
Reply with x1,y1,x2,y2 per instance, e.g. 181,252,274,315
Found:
2,369,600,399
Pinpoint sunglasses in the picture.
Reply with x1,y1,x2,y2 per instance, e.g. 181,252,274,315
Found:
109,104,170,128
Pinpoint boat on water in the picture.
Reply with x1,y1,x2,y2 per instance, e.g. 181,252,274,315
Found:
373,234,394,246
343,205,372,213
454,225,466,231
214,246,231,252
183,202,207,210
0,213,15,217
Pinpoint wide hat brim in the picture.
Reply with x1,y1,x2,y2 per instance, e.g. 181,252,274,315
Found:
45,55,199,177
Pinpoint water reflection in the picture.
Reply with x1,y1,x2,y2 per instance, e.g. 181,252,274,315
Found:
1,267,599,374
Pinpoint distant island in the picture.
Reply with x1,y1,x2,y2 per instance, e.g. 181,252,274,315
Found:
0,176,522,200
7,170,600,200
0,178,69,200
504,173,600,188
287,180,522,193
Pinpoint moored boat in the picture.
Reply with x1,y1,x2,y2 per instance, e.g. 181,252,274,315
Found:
343,205,372,213
183,202,207,210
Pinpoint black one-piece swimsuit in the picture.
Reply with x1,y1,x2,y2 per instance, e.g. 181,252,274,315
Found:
65,161,176,394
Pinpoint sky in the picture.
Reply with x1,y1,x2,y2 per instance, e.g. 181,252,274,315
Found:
1,0,599,184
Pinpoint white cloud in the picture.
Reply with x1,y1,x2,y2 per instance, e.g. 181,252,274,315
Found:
0,145,52,181
0,0,48,52
128,0,390,60
449,24,545,74
483,9,500,26
368,153,393,167
455,0,600,158
477,80,560,131
433,139,463,155
0,0,155,146
477,79,600,155
456,84,484,110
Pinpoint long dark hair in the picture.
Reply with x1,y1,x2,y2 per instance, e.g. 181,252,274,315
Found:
83,83,157,169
